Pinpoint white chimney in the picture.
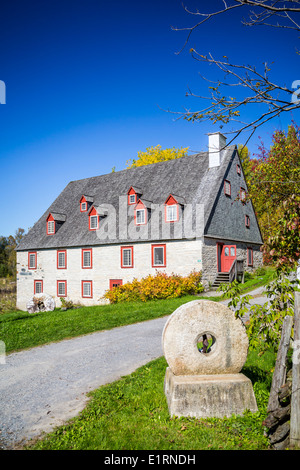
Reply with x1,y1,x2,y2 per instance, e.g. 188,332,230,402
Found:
208,132,227,168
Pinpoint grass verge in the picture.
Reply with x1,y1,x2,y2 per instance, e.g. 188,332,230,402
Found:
27,347,274,450
0,295,200,353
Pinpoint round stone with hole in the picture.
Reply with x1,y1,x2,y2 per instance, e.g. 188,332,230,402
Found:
162,299,249,375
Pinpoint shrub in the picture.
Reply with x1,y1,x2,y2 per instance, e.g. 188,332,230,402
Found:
103,270,203,303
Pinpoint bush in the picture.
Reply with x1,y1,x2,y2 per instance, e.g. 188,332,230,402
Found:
103,270,203,303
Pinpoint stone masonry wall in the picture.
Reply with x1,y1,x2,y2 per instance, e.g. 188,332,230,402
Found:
16,238,203,310
202,237,263,285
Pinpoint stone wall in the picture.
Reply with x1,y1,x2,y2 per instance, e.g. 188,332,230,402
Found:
202,237,263,285
16,238,203,310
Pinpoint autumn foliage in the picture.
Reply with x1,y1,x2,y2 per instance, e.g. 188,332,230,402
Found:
126,145,189,169
103,270,203,303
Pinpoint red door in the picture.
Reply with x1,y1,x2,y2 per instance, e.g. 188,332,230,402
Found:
221,245,236,272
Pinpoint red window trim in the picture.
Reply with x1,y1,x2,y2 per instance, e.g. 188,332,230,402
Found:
80,195,88,212
224,180,231,197
57,250,67,269
164,195,179,223
240,187,246,203
247,247,253,266
82,248,93,269
34,279,43,294
109,279,123,290
121,246,134,268
88,206,99,230
165,204,179,223
81,280,93,298
151,244,166,268
134,200,147,226
46,213,55,235
57,280,67,297
28,251,37,270
128,186,140,205
245,215,250,228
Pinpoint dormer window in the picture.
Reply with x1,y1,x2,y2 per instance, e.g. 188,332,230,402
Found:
88,206,99,230
136,209,146,225
164,194,184,223
80,195,93,212
46,212,66,235
46,214,55,235
48,219,55,235
128,186,143,205
134,198,151,225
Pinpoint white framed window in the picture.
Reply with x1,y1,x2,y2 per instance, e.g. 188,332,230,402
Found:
136,209,145,225
166,205,177,222
224,180,231,196
57,281,67,297
121,246,133,268
81,202,87,212
28,252,37,269
240,187,246,202
57,250,66,269
47,220,55,234
152,244,166,267
82,249,92,268
129,194,136,204
82,281,92,298
89,215,98,230
34,280,43,294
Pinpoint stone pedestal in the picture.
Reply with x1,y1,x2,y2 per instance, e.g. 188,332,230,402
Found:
162,300,258,419
164,367,258,419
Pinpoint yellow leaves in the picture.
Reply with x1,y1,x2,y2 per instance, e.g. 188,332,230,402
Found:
126,145,189,169
103,271,203,303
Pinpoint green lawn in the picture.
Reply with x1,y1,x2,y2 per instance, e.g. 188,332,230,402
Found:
0,267,275,354
0,295,201,353
28,347,274,450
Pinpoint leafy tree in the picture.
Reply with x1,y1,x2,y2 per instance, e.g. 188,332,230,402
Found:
0,228,25,278
172,1,300,145
126,145,189,168
238,125,300,245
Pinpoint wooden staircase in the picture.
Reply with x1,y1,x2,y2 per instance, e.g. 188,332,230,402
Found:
212,272,230,288
212,258,245,288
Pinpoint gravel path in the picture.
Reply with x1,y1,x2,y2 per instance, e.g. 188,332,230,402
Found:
0,287,269,450
0,316,169,450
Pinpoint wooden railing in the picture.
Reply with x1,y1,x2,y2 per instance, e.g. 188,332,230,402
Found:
229,258,245,283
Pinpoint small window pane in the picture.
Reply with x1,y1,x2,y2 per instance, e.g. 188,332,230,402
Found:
136,209,145,224
123,249,132,266
83,250,91,267
48,221,55,234
90,216,98,229
58,252,65,268
224,247,229,256
58,282,65,296
167,205,177,222
230,247,235,256
29,253,36,268
129,194,135,204
83,282,91,297
35,282,42,294
154,247,164,265
81,202,87,211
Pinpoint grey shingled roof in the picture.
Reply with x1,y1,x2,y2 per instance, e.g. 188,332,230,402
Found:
16,146,237,251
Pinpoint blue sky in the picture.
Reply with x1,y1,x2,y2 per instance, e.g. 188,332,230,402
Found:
0,0,299,237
